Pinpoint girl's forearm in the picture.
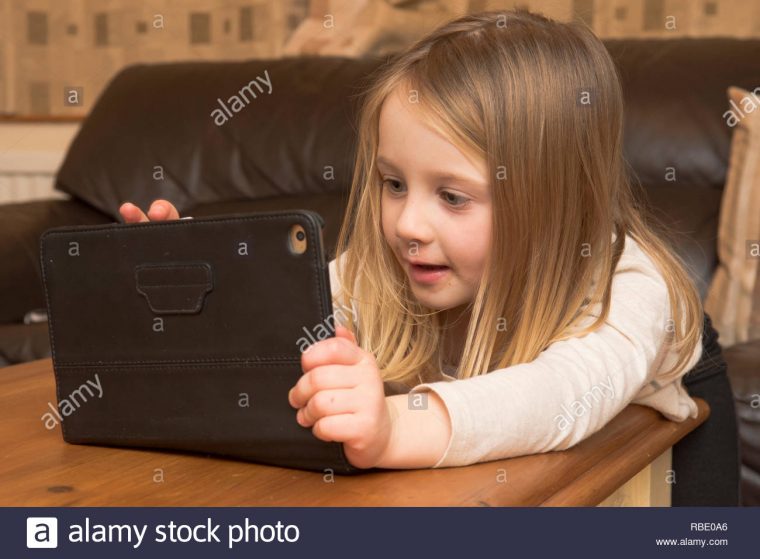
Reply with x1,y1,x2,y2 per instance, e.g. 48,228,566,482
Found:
375,392,452,469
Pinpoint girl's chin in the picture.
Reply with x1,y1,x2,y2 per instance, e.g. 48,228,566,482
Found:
410,288,464,311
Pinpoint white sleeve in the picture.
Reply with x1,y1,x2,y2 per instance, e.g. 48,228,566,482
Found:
328,254,361,331
409,244,700,469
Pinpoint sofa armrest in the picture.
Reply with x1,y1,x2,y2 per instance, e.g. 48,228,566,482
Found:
0,198,111,323
723,338,760,506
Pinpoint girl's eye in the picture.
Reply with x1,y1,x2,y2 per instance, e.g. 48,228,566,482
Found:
381,178,469,208
441,191,469,207
382,178,404,194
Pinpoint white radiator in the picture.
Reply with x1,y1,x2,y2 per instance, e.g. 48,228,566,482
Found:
0,122,80,204
0,174,70,204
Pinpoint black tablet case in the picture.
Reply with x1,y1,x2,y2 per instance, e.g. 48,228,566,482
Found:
39,210,361,474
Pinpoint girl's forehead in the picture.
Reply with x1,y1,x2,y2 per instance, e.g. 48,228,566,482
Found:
377,84,485,174
378,95,449,153
379,84,419,122
379,83,451,144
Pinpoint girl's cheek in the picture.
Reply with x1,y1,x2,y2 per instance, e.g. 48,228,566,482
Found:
457,259,487,289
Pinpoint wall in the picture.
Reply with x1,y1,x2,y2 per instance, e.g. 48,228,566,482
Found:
0,0,758,117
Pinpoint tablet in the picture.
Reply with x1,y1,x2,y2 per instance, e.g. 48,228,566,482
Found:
39,209,361,474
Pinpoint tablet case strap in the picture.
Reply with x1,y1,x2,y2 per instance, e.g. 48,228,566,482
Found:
135,262,213,315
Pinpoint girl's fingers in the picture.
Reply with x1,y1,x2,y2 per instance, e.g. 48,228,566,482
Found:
119,200,180,223
297,388,356,427
301,336,364,373
288,364,361,409
148,199,180,221
311,414,360,444
119,202,149,223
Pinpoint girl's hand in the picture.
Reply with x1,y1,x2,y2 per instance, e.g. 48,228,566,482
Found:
288,324,394,469
119,199,181,222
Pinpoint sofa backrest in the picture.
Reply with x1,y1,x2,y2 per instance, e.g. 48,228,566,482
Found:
56,56,384,217
606,38,759,294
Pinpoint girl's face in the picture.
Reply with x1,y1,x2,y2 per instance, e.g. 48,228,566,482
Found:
378,86,492,311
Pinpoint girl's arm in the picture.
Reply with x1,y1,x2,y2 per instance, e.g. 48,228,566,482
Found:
375,391,452,469
383,238,702,469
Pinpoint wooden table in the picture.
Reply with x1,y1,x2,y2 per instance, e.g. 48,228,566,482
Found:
0,358,708,506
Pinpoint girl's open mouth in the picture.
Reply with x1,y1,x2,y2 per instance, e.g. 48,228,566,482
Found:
408,263,450,284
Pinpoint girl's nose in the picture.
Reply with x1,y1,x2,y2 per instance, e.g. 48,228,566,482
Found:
395,196,435,247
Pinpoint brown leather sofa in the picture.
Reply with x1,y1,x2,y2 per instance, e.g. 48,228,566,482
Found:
0,40,758,504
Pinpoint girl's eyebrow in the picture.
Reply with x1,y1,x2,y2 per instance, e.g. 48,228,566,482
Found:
430,171,488,192
375,155,399,171
376,155,487,191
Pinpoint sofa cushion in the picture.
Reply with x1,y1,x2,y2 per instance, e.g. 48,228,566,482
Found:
704,87,760,347
55,56,385,220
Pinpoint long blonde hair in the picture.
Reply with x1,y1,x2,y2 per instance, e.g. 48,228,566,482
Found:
333,9,703,387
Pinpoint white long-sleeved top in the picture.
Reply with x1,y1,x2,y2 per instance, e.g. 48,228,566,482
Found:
327,234,701,468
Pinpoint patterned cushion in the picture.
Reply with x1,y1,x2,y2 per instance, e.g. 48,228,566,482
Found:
704,87,760,347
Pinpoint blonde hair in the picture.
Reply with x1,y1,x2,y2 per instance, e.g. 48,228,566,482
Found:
333,9,703,387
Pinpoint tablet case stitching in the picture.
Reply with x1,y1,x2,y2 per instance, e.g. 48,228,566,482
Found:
136,265,209,270
134,284,210,287
56,361,302,369
135,262,213,314
55,357,302,366
40,211,319,234
39,225,62,439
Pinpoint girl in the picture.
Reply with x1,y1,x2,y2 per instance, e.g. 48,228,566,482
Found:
120,9,737,501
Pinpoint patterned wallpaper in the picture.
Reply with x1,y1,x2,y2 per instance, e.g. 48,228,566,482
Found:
1,0,759,116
